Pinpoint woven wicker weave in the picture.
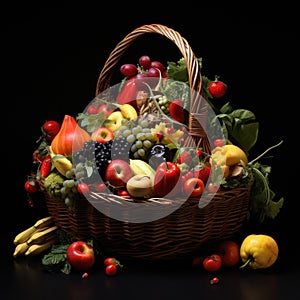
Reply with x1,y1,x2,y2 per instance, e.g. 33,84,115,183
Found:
44,24,252,260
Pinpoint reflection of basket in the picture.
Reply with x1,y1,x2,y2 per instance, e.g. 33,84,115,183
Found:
45,24,252,260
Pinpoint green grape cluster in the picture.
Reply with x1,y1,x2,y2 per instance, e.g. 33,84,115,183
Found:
114,118,157,160
60,167,82,207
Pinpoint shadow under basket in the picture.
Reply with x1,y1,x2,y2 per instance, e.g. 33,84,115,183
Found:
45,185,251,260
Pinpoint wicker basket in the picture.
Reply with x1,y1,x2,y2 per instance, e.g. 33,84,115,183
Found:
44,24,252,260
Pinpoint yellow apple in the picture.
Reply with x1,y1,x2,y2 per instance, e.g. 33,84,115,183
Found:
105,111,124,131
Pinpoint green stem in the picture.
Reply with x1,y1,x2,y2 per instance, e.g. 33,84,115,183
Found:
239,257,252,269
249,140,283,165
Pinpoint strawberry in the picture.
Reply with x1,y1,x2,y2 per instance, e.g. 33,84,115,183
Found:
39,155,52,179
208,76,227,98
169,99,184,124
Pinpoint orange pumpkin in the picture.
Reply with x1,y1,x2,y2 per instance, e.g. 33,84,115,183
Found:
51,115,90,156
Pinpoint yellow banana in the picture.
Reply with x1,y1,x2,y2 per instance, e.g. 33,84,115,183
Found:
119,104,138,120
129,159,155,180
13,216,54,245
26,225,58,245
25,238,58,256
13,242,30,258
34,216,54,229
13,226,37,245
49,146,73,177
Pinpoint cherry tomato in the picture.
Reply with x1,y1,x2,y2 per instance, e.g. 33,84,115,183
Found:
217,240,240,267
196,165,211,182
104,257,122,267
203,254,222,272
77,182,90,194
208,79,227,98
105,264,117,276
104,257,117,266
117,189,129,197
184,177,205,197
92,182,107,192
42,120,61,141
210,277,220,285
24,180,39,193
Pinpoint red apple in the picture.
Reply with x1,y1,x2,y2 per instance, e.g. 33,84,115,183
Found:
91,126,114,143
66,241,95,272
105,159,133,187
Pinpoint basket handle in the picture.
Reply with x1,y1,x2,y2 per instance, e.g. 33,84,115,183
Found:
95,24,209,151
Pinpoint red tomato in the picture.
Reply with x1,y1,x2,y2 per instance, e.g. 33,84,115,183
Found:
104,257,122,267
117,189,129,197
42,120,61,141
203,254,222,272
105,264,118,276
77,182,90,194
104,257,118,266
184,177,205,197
92,182,107,192
195,165,211,182
217,240,240,267
208,79,227,98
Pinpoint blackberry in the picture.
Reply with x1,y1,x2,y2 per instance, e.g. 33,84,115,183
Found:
72,137,132,182
110,137,132,161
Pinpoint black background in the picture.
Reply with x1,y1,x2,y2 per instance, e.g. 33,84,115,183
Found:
2,3,299,299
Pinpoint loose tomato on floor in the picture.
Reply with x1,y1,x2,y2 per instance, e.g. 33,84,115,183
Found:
217,240,240,267
203,254,222,272
105,264,118,276
184,177,205,197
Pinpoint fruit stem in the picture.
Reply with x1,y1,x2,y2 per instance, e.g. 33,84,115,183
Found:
239,258,252,270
